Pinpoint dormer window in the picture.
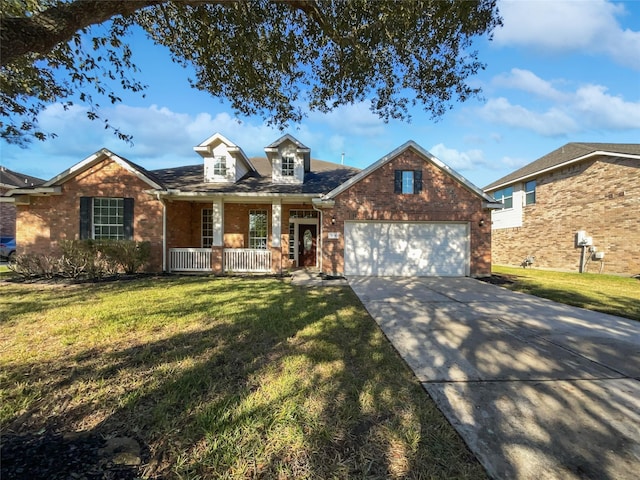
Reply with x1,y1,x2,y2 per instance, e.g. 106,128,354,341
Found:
213,156,227,176
282,156,295,176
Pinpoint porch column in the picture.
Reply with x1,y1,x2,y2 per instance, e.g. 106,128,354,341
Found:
271,199,281,247
212,198,223,273
272,199,282,273
211,198,223,247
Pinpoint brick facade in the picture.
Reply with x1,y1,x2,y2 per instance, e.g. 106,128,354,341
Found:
492,156,640,275
0,185,15,237
16,159,164,271
320,148,492,276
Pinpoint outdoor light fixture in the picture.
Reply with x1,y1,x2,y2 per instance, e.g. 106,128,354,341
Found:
331,215,336,225
479,218,485,227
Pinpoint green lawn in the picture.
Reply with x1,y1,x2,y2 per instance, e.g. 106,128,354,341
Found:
492,265,640,321
0,276,485,479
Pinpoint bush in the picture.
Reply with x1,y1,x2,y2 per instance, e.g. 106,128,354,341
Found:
11,240,151,281
9,254,61,279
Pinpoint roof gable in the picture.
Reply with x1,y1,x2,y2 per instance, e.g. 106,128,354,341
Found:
323,141,495,203
265,134,310,151
484,142,640,191
193,133,256,173
42,149,164,189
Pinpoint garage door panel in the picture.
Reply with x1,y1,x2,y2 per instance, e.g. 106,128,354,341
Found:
344,222,469,277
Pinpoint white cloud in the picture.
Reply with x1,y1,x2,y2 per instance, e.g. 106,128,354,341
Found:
495,0,640,69
493,69,567,102
429,143,486,171
479,97,578,136
479,70,640,135
574,85,640,129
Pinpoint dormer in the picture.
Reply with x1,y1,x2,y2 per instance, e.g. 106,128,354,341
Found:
194,133,255,183
264,134,310,185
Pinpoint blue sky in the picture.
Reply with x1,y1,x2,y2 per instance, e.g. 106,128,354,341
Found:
1,0,639,188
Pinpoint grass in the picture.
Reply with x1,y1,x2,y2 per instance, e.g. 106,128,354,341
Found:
0,276,485,479
492,265,640,321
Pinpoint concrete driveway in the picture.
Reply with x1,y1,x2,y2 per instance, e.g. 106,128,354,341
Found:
349,276,640,480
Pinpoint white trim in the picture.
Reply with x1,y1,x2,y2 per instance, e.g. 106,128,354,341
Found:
4,186,61,196
323,141,495,203
485,151,640,192
194,132,256,173
272,199,282,248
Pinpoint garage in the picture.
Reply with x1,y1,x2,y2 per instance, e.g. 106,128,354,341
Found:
344,221,470,277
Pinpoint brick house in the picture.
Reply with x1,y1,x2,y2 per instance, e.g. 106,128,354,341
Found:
4,133,498,276
0,166,44,238
484,142,640,276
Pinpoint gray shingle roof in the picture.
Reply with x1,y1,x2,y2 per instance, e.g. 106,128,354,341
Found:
0,166,45,188
484,142,640,191
151,157,360,195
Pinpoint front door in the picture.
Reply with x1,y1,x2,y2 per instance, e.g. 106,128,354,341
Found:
298,224,317,267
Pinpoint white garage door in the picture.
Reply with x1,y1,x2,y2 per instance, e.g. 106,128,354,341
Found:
344,222,469,277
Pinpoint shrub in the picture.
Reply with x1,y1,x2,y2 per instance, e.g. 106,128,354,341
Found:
9,254,61,279
12,240,152,281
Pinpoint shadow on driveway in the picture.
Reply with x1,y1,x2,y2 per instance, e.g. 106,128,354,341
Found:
349,276,640,480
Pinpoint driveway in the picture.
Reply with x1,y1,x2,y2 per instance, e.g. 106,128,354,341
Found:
349,276,640,480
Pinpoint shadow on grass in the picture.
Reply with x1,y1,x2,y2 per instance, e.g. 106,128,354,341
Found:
1,276,484,479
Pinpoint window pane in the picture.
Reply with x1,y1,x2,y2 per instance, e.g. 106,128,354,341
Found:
213,156,227,176
402,171,414,194
282,156,294,176
249,210,268,249
93,197,124,240
202,208,214,248
525,180,536,205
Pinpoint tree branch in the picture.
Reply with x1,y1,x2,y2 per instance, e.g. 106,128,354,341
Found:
1,0,164,66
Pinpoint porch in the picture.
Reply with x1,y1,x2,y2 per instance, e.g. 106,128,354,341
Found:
169,248,272,273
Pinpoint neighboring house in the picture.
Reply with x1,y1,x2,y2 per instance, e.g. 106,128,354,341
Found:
0,166,44,238
484,142,640,276
4,133,498,277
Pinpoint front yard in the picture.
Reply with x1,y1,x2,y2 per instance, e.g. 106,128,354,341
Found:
492,266,640,321
0,276,485,479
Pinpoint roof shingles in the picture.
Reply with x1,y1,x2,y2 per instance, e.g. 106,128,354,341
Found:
151,157,360,195
484,142,640,191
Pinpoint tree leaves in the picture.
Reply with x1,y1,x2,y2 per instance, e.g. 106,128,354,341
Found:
0,0,501,144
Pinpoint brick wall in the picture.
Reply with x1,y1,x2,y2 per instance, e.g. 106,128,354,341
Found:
492,156,640,275
16,159,164,271
0,185,16,237
321,147,492,276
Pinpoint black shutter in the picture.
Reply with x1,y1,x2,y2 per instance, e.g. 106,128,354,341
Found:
414,170,423,194
79,197,92,239
394,170,402,193
123,198,134,240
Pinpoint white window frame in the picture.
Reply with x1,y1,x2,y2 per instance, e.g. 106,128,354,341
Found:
401,171,415,194
249,210,268,249
93,197,124,240
213,155,227,176
281,156,295,177
494,187,514,210
202,208,214,248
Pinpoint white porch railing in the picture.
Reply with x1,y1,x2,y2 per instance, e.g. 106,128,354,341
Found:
169,248,212,272
224,248,271,273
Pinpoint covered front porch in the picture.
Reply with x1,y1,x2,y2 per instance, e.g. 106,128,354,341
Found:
164,197,321,274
